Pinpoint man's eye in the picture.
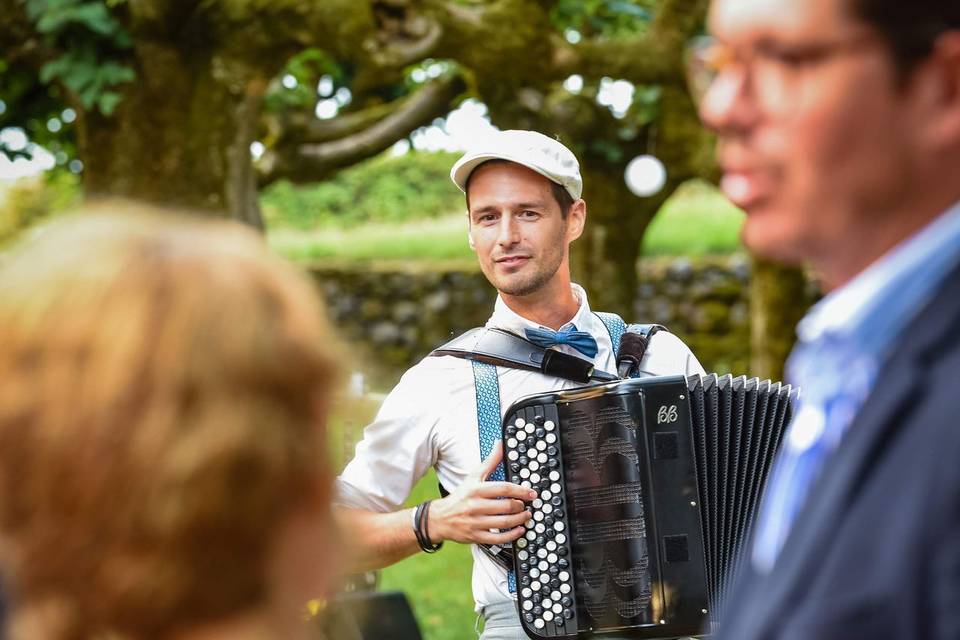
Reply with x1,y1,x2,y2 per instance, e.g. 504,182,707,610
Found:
765,47,828,69
520,210,539,218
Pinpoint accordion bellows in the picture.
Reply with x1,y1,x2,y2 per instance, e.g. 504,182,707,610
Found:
501,374,796,639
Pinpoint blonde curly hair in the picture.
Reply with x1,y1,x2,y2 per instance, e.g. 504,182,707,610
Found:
0,203,341,639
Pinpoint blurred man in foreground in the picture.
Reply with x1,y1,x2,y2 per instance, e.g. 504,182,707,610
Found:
692,0,960,637
0,203,342,640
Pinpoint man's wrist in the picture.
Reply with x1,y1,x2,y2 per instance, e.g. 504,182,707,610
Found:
413,501,443,553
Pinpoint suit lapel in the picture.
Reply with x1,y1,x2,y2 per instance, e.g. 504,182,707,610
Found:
741,264,960,639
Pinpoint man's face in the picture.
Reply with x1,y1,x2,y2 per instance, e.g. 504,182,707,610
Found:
700,0,919,269
466,162,583,297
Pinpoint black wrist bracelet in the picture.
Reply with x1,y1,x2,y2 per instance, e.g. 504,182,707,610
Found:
414,500,443,553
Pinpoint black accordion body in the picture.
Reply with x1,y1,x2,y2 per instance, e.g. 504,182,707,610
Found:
501,374,796,639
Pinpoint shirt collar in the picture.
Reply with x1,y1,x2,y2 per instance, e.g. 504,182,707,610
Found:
487,283,593,334
797,200,960,347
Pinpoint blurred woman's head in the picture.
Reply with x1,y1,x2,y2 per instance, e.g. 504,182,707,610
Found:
0,202,342,639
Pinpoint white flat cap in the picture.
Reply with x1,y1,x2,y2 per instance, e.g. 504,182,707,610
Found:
450,130,583,200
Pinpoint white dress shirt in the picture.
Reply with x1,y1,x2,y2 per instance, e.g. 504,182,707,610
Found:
336,283,705,611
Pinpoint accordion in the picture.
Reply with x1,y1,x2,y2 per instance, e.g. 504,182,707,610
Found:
501,373,796,639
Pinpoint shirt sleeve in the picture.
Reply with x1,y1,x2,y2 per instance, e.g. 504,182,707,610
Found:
636,331,707,377
335,365,440,513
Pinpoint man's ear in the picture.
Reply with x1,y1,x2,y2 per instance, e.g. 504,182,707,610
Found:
466,210,477,251
566,199,587,242
912,32,960,150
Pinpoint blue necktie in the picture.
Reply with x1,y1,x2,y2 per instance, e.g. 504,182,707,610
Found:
524,326,598,358
752,337,875,571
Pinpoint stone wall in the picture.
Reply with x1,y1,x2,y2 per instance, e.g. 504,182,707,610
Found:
310,256,797,391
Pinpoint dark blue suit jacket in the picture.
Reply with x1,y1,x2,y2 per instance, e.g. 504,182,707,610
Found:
716,264,960,640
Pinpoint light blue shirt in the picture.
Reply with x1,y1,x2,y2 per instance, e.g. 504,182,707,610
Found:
752,201,960,572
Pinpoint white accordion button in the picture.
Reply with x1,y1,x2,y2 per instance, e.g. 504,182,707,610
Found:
525,422,535,433
507,450,519,461
549,471,560,482
536,440,547,451
546,540,557,551
531,580,541,590
534,618,545,629
548,552,558,563
537,453,548,464
531,473,542,483
544,420,555,431
554,521,565,531
515,418,526,428
543,611,554,622
543,599,553,610
507,437,517,448
556,533,567,544
517,538,527,548
559,570,570,582
560,583,571,594
546,433,557,444
523,600,533,611
529,460,540,472
533,498,543,508
553,603,563,614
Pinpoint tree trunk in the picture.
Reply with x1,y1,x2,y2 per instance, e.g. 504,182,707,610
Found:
749,258,811,380
77,41,270,228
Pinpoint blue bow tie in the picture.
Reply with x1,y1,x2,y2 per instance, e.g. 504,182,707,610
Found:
524,326,598,359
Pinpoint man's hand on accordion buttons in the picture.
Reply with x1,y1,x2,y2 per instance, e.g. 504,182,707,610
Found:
429,440,537,545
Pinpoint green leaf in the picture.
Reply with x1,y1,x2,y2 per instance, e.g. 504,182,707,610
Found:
97,91,122,115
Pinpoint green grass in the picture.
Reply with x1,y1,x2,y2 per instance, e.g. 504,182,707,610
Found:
642,180,746,256
268,214,475,263
268,180,745,263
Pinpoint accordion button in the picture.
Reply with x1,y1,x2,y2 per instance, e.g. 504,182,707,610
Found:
537,548,548,559
538,561,549,571
517,442,527,453
548,553,558,563
533,606,543,616
547,444,558,455
534,415,545,426
531,580,541,590
543,610,554,622
532,593,542,604
518,550,528,561
507,451,519,461
554,509,565,519
542,490,553,500
521,587,532,598
546,433,557,444
561,596,572,607
531,473,542,483
532,498,543,508
556,533,567,544
534,512,544,522
526,530,536,540
520,468,530,479
546,540,557,551
543,504,553,515
544,420,555,430
525,423,535,433
553,603,563,615
556,617,565,627
530,569,540,580
564,609,574,620
515,418,525,428
535,427,546,438
547,459,559,469
559,559,570,570
518,455,529,465
543,598,553,609
549,473,560,483
517,537,527,548
534,618,545,629
521,481,532,489
510,462,520,472
536,439,547,450
559,570,570,582
537,452,548,463
510,475,521,484
522,600,533,611
529,461,540,472
558,547,568,558
551,496,562,506
524,613,534,623
507,437,518,448
560,583,571,594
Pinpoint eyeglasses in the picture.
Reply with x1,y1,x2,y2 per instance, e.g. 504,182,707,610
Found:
685,33,882,118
